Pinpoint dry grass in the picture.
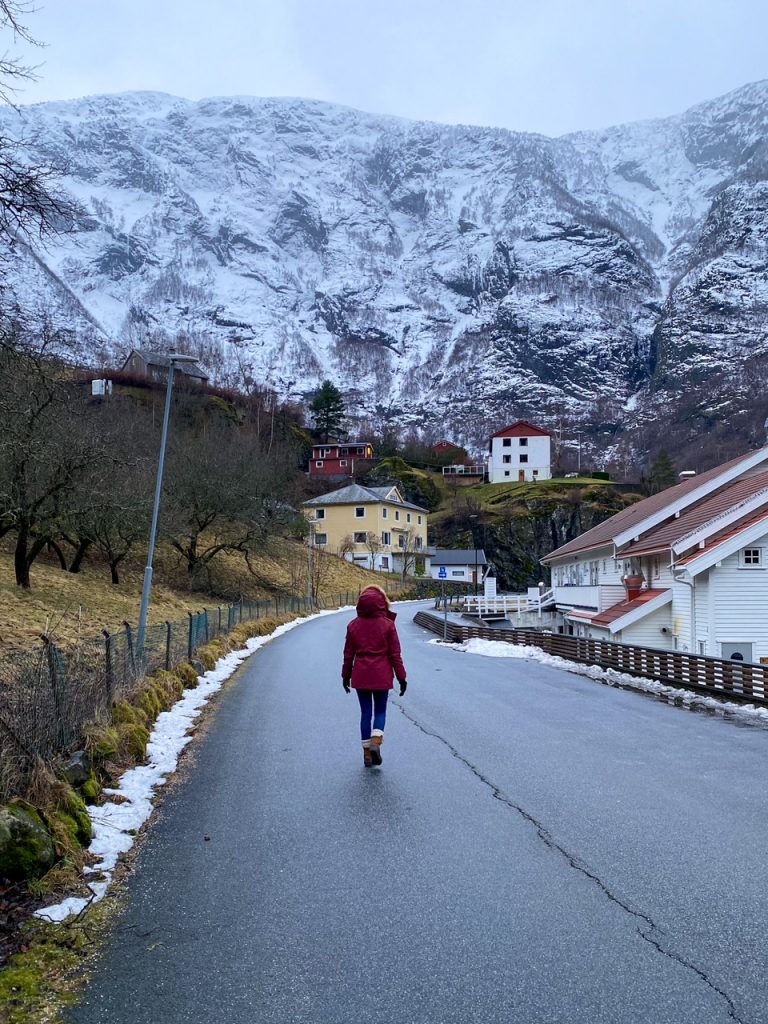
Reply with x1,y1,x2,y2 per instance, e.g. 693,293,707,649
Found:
0,536,387,653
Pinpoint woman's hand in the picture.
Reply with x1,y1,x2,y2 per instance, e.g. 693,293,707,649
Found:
399,679,407,696
342,678,351,693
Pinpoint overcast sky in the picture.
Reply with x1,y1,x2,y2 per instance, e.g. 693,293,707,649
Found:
8,0,768,136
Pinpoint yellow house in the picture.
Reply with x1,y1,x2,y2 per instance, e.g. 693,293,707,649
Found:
302,484,430,575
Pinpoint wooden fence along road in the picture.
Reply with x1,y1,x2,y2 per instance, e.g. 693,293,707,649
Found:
414,610,768,707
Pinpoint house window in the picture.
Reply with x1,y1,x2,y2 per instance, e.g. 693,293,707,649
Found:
394,510,400,521
502,438,511,447
532,470,539,477
353,532,367,543
398,535,406,548
503,455,511,464
314,533,327,545
519,438,528,446
415,537,422,549
380,556,389,569
741,547,763,567
520,454,528,463
417,516,422,525
381,531,391,546
381,508,388,520
452,570,464,577
406,513,411,523
315,508,325,520
504,471,510,477
356,446,364,454
339,460,348,467
315,461,324,467
355,507,365,518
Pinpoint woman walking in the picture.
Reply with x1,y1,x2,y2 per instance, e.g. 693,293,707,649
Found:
342,585,407,767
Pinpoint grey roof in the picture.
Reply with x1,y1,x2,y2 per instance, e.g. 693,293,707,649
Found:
131,349,208,378
432,549,488,566
302,483,428,513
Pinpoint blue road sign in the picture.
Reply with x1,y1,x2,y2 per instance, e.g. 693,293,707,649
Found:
438,566,447,579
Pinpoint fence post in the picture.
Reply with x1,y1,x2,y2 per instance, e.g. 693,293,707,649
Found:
103,629,114,705
218,607,222,636
123,621,136,678
41,635,68,747
187,611,194,660
165,621,172,671
203,609,209,643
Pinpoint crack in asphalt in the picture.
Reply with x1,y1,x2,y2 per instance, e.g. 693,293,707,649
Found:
393,700,746,1024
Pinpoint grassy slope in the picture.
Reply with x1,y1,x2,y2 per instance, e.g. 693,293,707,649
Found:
0,538,386,652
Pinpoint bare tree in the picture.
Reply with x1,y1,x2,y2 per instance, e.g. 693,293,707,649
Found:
364,530,382,570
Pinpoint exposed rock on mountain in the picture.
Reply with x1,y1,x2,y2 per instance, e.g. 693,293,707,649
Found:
1,82,767,461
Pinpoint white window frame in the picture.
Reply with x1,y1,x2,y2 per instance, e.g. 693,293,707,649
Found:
503,455,511,464
406,513,412,523
451,570,464,577
354,507,366,518
519,437,528,447
314,508,325,520
381,531,391,546
520,453,529,463
353,531,367,544
502,438,511,447
395,510,400,521
315,460,324,468
740,547,764,568
382,508,388,519
314,533,327,546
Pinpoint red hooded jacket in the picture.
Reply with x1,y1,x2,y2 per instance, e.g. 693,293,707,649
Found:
342,587,407,691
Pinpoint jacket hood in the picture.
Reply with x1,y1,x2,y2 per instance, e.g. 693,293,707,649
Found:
356,587,394,619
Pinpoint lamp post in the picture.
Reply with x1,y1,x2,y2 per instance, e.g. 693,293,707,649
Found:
469,514,480,597
136,353,199,662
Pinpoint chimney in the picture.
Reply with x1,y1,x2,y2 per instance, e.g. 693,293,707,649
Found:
679,470,696,480
623,573,644,602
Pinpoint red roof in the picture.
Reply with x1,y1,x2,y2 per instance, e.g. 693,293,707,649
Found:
676,509,768,566
589,588,670,628
542,449,766,562
491,420,551,439
619,470,768,558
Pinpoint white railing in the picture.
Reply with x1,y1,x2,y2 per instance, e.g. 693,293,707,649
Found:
464,590,555,617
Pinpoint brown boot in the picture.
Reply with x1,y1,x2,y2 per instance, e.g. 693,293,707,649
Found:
370,730,383,765
363,743,373,767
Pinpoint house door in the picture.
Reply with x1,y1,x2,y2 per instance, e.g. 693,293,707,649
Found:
518,470,525,482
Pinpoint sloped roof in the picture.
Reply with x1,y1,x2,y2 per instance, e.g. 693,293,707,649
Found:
302,483,428,513
432,549,488,566
491,420,551,439
542,449,766,562
676,508,768,566
620,471,768,558
127,349,208,378
590,588,670,628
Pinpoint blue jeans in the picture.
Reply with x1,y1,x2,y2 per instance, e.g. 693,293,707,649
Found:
356,689,389,741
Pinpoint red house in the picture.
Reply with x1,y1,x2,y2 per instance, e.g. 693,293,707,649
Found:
309,441,374,479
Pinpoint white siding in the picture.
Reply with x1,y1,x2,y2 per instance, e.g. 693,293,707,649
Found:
489,433,551,483
671,579,693,652
707,538,768,660
619,605,675,649
693,571,711,653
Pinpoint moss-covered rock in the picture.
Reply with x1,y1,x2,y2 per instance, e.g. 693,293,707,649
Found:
174,662,199,688
117,722,150,760
0,802,56,881
61,791,92,846
111,701,144,726
80,771,101,803
83,724,119,761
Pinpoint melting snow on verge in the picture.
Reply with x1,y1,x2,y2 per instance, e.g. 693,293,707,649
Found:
433,637,768,725
36,608,353,924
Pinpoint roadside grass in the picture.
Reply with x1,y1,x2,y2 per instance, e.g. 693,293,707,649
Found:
0,537,386,653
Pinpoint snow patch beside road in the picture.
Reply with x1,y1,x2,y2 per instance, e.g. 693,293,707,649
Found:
36,608,353,924
433,637,768,725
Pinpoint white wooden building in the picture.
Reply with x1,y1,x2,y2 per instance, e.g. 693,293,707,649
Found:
542,446,768,662
488,421,551,484
429,549,488,584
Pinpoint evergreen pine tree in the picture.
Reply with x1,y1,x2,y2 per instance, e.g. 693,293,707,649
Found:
310,380,347,442
649,449,677,493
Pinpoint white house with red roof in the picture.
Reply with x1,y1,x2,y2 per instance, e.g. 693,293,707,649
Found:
541,445,768,661
489,420,552,483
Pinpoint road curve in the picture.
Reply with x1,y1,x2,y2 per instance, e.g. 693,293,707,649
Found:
68,603,768,1024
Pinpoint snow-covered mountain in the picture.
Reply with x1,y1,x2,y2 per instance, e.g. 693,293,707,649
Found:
2,83,768,457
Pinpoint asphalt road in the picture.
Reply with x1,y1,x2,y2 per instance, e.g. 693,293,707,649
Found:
69,603,768,1024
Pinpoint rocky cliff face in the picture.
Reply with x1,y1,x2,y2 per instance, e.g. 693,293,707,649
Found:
2,83,768,462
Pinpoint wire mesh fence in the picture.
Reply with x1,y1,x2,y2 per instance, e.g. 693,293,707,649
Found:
0,591,385,804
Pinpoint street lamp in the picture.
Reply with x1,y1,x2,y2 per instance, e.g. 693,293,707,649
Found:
136,353,199,662
469,514,480,597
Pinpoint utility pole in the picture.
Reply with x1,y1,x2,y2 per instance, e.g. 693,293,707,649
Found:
136,353,199,662
306,520,314,610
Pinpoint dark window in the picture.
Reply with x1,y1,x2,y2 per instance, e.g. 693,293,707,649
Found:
520,454,528,463
502,438,511,447
355,507,365,518
314,533,327,545
353,532,367,543
315,509,325,519
519,437,528,446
